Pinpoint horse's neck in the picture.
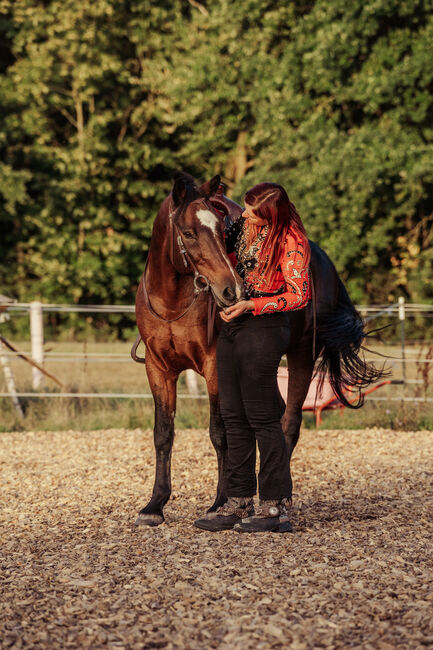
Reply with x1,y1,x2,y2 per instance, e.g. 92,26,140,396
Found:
147,251,183,300
146,211,191,309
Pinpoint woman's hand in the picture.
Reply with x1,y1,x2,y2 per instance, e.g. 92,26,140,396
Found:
220,300,255,322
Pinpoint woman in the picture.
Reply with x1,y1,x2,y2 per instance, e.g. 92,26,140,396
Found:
195,182,311,533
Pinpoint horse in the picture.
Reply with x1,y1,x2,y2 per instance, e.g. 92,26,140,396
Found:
132,171,384,526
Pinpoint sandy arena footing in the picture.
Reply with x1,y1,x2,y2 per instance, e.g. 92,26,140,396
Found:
1,427,432,649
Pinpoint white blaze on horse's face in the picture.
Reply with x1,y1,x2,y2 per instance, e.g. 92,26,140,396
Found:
196,209,218,235
193,204,243,304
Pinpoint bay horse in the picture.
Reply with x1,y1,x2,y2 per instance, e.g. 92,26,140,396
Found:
132,171,383,526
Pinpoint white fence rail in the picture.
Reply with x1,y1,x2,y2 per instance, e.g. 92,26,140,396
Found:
1,299,433,414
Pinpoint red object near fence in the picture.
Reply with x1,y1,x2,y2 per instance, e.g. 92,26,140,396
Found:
277,367,392,427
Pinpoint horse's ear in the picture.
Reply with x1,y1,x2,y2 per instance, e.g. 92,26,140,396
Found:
172,173,187,206
200,174,221,198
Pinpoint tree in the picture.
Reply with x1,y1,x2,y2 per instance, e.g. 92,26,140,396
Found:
165,0,433,303
1,0,433,329
0,0,186,318
236,0,433,303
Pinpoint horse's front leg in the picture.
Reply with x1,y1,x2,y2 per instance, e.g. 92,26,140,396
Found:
135,361,178,527
204,368,227,512
282,345,314,502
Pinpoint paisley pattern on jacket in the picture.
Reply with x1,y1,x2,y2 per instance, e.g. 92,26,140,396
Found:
225,218,310,316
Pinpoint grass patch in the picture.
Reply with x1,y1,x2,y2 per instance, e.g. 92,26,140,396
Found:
0,397,155,433
2,395,433,432
1,340,433,432
302,400,433,430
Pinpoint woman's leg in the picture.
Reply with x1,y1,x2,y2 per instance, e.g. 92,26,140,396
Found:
194,324,256,530
216,324,257,498
233,319,291,500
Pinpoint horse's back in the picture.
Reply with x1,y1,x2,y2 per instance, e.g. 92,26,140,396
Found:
309,240,340,311
286,240,340,349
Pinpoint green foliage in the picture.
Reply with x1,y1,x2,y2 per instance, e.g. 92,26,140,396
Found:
0,0,183,312
1,0,433,331
233,0,433,303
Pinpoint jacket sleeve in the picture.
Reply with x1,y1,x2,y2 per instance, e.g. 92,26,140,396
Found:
251,238,310,316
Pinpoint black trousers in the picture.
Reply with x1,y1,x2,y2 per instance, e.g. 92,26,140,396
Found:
217,312,291,499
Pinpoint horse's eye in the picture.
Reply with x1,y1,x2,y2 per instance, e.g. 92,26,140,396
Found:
183,230,195,240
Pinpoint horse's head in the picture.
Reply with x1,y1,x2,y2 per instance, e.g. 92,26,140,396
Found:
169,172,243,307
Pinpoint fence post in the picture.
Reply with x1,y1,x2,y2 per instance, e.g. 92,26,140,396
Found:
398,296,406,384
30,301,44,389
185,369,199,397
0,338,24,417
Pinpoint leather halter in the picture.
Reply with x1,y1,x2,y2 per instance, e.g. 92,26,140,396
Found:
167,198,212,292
141,198,217,339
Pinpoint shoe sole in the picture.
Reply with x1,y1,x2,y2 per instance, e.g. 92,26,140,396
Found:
193,520,236,531
234,520,293,534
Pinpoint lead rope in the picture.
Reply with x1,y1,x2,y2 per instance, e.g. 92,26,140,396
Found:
310,269,319,413
207,292,217,346
310,269,326,413
311,268,317,362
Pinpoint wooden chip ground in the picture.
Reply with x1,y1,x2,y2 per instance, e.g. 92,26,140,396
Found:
1,427,432,649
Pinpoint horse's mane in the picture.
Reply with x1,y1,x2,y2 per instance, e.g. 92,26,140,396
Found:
172,171,207,210
173,171,197,187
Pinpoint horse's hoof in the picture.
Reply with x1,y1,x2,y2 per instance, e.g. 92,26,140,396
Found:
134,513,164,527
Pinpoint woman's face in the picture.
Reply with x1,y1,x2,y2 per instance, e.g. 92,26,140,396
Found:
242,202,267,226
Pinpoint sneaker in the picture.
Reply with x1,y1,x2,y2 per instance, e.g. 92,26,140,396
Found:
194,497,254,531
233,498,293,533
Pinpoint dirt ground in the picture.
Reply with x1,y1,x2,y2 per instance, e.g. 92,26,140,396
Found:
1,426,432,649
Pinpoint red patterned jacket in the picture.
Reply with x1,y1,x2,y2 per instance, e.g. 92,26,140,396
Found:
225,218,311,316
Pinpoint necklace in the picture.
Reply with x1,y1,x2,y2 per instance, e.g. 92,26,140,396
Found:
237,222,269,266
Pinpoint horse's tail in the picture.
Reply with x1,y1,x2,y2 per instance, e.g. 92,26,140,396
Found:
315,278,389,408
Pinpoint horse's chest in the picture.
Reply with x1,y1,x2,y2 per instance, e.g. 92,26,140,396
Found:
145,325,211,371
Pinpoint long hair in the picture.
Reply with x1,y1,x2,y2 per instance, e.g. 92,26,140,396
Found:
244,182,310,283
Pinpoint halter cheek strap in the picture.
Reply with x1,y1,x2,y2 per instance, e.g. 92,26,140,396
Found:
177,233,188,268
168,199,212,294
139,199,215,339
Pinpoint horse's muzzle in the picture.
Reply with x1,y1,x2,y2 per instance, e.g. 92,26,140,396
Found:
222,285,237,303
212,284,244,308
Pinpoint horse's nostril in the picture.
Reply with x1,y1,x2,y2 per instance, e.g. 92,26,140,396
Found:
222,286,236,302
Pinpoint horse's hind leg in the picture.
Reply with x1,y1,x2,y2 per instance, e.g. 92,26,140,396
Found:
135,360,178,527
282,344,314,502
204,369,227,512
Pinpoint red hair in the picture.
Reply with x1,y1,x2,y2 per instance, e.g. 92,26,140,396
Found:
244,182,310,284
